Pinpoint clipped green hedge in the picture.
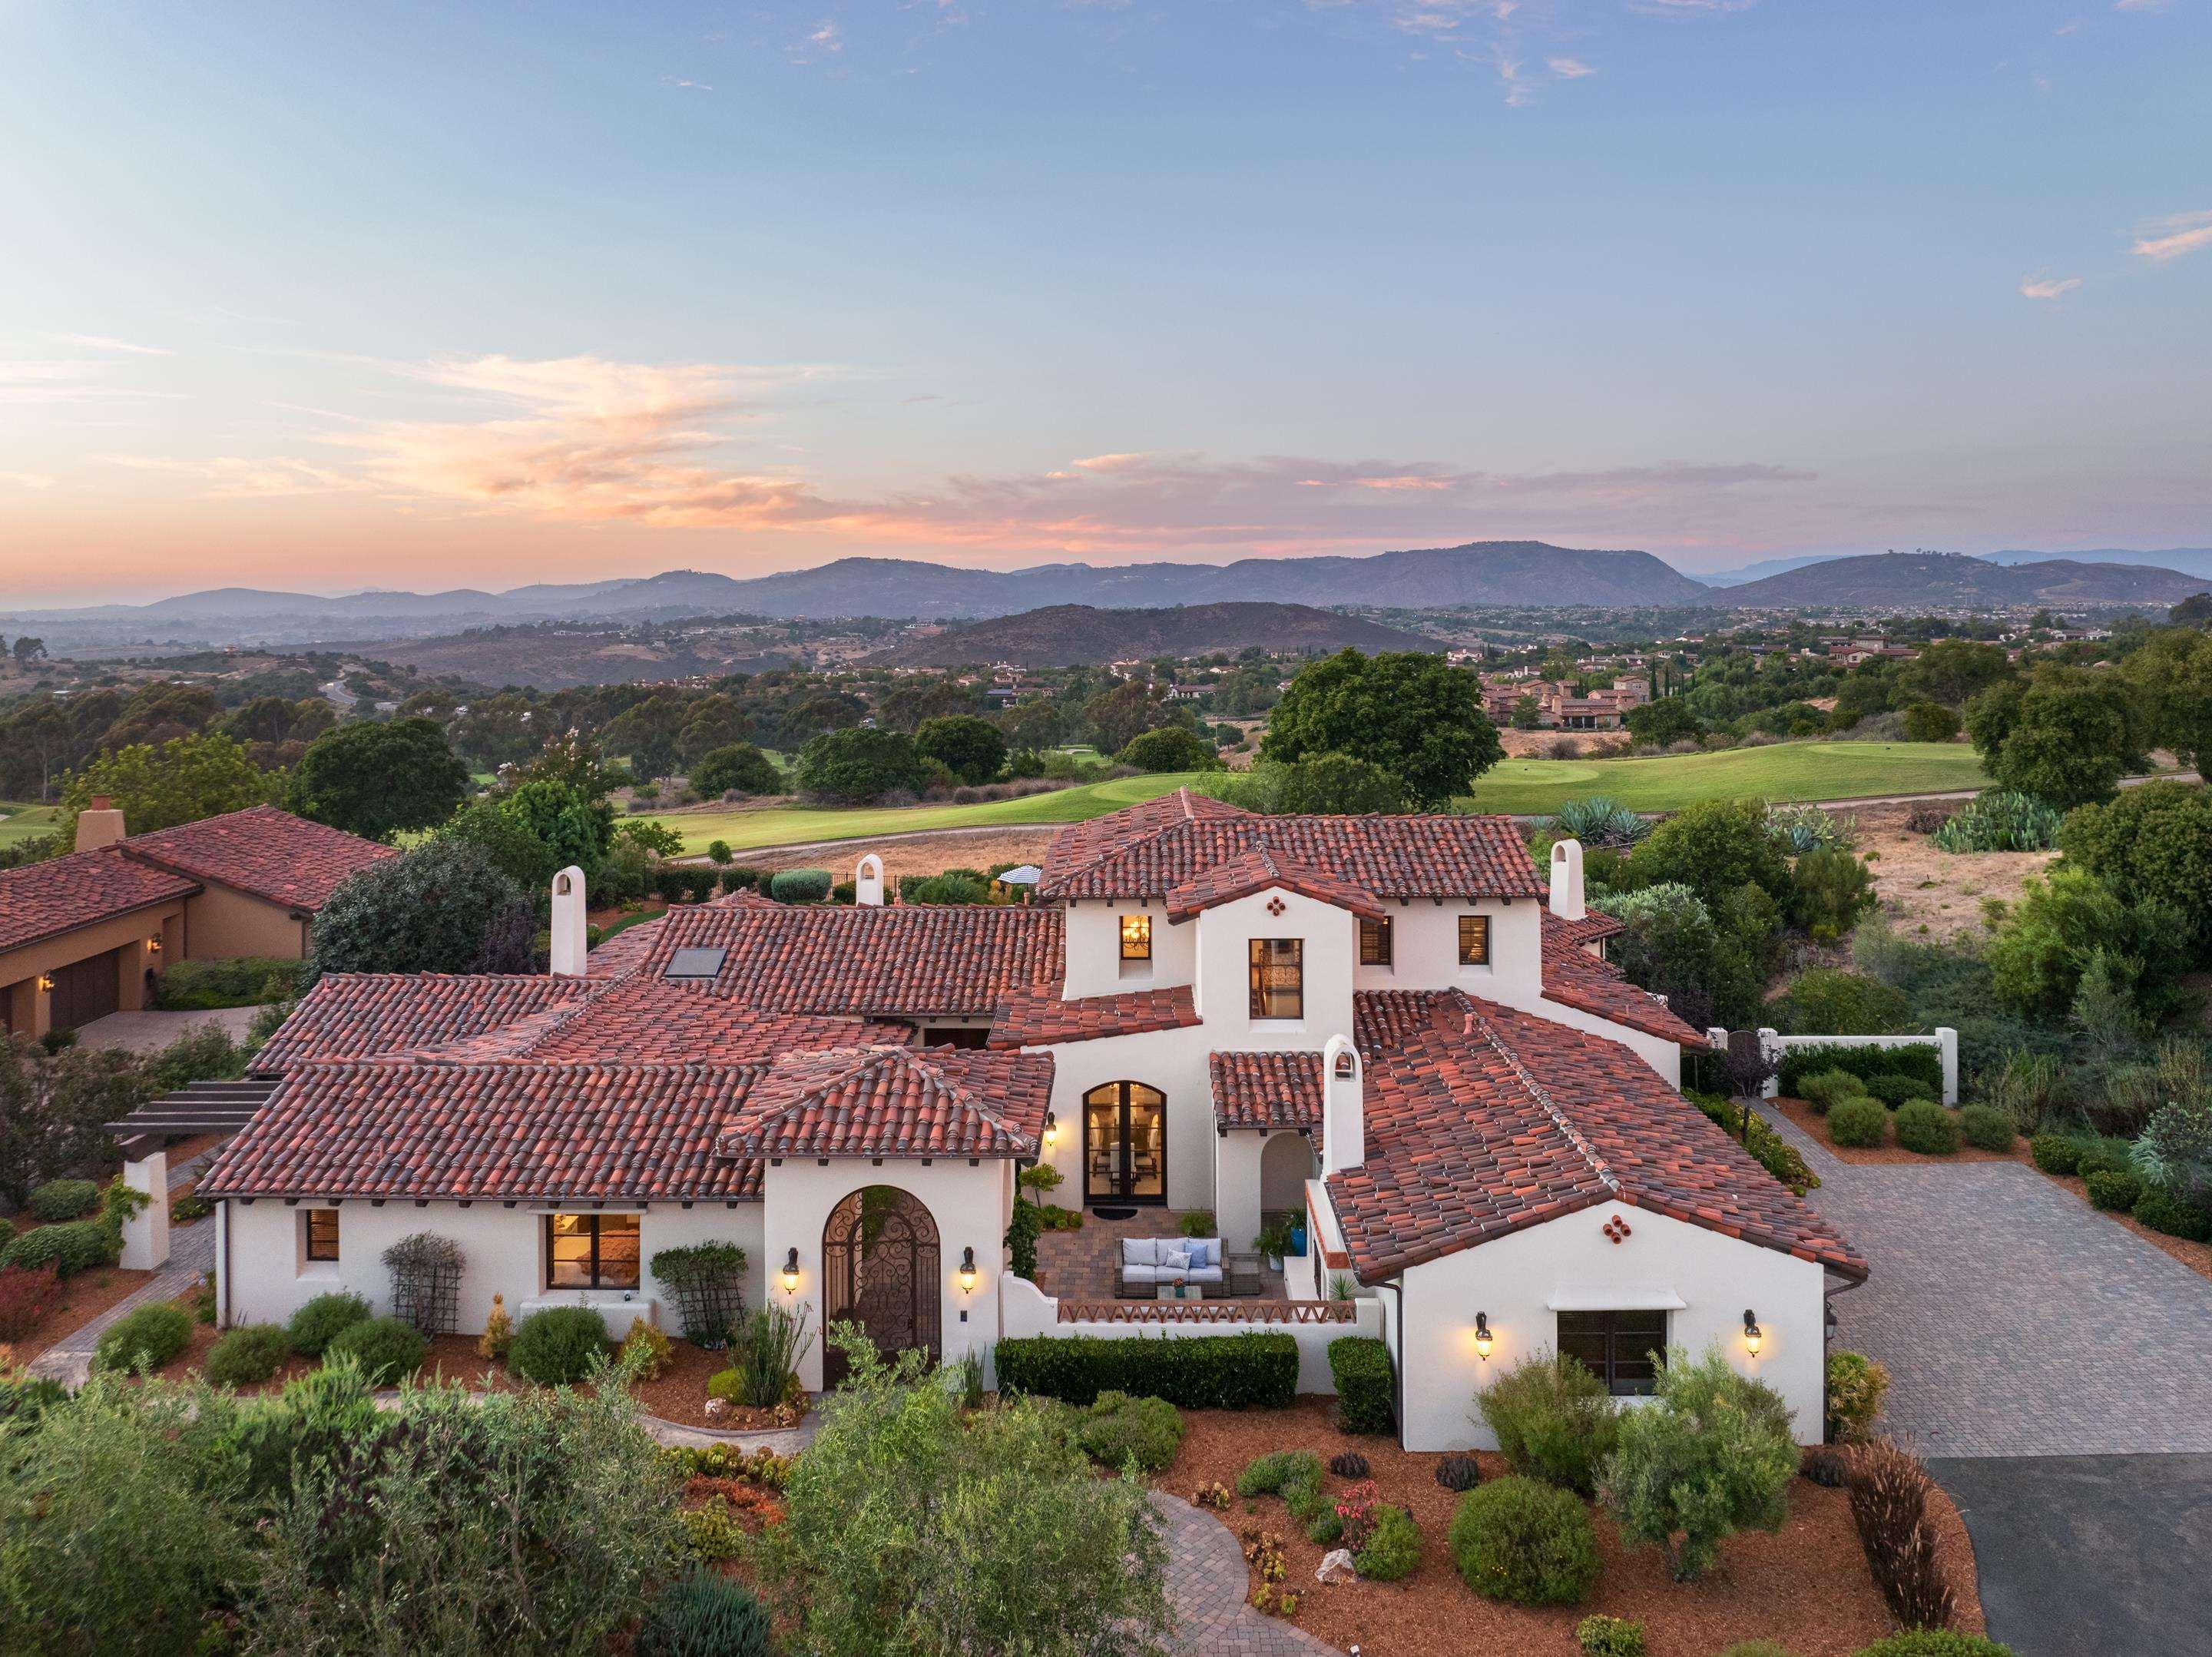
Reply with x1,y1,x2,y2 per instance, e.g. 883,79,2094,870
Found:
205,1323,293,1386
153,956,306,1009
27,1179,99,1222
2,1218,121,1278
995,1331,1297,1409
1851,1634,2015,1657
1328,1335,1395,1434
509,1306,612,1385
286,1291,373,1357
2086,1169,2142,1212
1777,1042,1942,1098
1892,1101,1961,1156
93,1302,193,1374
2028,1134,2080,1175
1828,1096,1889,1149
323,1315,428,1385
2133,1189,2212,1242
767,867,832,903
1959,1105,2015,1153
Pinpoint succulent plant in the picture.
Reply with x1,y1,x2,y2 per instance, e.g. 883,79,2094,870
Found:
1800,1445,1848,1487
1434,1453,1482,1492
1328,1450,1370,1479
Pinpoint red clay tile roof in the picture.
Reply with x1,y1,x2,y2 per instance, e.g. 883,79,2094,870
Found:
250,974,595,1071
1209,1049,1323,1132
641,902,1063,1016
1038,788,1545,902
122,804,396,911
1541,912,1704,1046
585,913,669,979
1326,995,1865,1284
988,984,1200,1049
1353,989,1470,1058
446,977,914,1063
719,1044,1053,1160
1547,909,1624,948
200,1061,763,1201
0,845,197,953
1161,844,1385,923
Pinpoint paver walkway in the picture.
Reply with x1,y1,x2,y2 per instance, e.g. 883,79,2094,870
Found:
1760,1102,2212,1455
73,1006,260,1052
27,1216,214,1387
1153,1493,1339,1656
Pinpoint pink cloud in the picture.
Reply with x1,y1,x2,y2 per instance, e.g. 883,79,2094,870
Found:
2019,273,2083,300
2133,210,2212,263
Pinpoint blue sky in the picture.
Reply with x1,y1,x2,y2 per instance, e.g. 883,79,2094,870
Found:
2,0,2207,603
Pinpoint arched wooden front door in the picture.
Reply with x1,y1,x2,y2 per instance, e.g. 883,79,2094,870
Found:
822,1185,940,1387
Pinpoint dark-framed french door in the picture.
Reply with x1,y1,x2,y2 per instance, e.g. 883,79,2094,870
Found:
1083,1080,1167,1205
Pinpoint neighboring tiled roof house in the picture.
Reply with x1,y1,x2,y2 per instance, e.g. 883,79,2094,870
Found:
250,974,596,1071
0,847,198,953
719,1045,1054,1160
1327,994,1866,1284
121,804,396,912
988,985,1200,1049
1210,1049,1323,1133
639,902,1064,1016
201,1062,767,1202
1038,788,1545,901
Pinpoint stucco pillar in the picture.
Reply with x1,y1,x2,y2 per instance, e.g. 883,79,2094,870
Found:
121,1152,170,1270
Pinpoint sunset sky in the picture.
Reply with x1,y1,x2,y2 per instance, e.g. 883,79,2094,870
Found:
2,0,2207,605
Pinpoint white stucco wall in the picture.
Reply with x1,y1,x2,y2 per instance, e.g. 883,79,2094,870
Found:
1390,1200,1830,1451
220,1198,765,1335
760,1155,1012,1391
1061,901,1196,999
1191,888,1357,1050
1351,898,1542,1006
1028,1022,1217,1212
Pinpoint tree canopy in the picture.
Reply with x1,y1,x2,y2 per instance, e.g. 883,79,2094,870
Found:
310,837,533,976
58,732,279,843
1966,664,2142,809
690,741,784,797
290,717,469,841
914,714,1008,786
1260,649,1500,810
1116,726,1219,773
794,727,923,805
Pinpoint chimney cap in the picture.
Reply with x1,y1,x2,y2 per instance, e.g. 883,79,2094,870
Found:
89,794,111,811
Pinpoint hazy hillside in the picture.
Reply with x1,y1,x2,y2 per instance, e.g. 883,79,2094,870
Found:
351,628,796,691
863,601,1440,667
1723,551,2208,608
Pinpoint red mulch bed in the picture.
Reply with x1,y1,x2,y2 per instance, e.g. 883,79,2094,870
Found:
1156,1399,1983,1657
3,1265,158,1362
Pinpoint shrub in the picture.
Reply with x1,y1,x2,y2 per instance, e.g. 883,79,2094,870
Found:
620,1317,672,1381
170,1190,212,1224
768,867,833,903
0,1263,59,1341
2,1217,120,1278
2072,1138,2132,1179
1959,1105,2015,1152
92,1301,193,1373
997,1330,1298,1409
1773,965,1904,1032
728,1301,813,1408
152,955,306,1009
1829,1096,1890,1148
1800,1069,1869,1114
1864,1072,1924,1107
2133,1188,2212,1241
1721,1645,1800,1657
1577,1615,1648,1657
510,1306,613,1385
1932,790,2061,853
635,1569,775,1657
1604,1345,1798,1581
1329,1450,1370,1478
1853,1636,2015,1657
1447,1476,1601,1606
1075,1390,1184,1473
1826,1350,1890,1443
1329,1335,1394,1434
1845,1440,1959,1634
1237,1447,1323,1494
1174,1209,1216,1238
1777,1042,1943,1098
204,1323,293,1385
1893,1101,1962,1155
2086,1168,2142,1211
479,1292,514,1360
1475,1350,1621,1496
323,1314,429,1384
2028,1133,2081,1175
1354,1503,1421,1580
1435,1453,1482,1491
286,1290,371,1357
27,1178,98,1222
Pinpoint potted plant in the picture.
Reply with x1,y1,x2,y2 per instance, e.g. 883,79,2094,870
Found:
1253,1216,1294,1273
1287,1213,1308,1258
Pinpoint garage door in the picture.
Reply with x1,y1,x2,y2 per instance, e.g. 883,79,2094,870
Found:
49,949,121,1032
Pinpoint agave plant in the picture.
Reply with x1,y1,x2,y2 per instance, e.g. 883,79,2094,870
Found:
1932,790,2062,853
1548,795,1649,849
1767,803,1854,854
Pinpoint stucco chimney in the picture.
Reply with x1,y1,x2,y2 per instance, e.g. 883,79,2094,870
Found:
1549,837,1584,923
1321,1033,1364,1175
550,866,588,976
855,853,886,907
76,794,126,853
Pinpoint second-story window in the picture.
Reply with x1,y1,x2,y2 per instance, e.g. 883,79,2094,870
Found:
1359,916,1392,967
1459,914,1492,966
1248,938,1303,1019
1120,914,1153,962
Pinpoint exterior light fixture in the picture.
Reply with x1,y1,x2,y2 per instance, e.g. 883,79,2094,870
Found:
1743,1309,1763,1356
1041,1111,1058,1151
36,974,54,993
1473,1311,1493,1361
146,935,162,953
958,1247,978,1293
781,1248,800,1294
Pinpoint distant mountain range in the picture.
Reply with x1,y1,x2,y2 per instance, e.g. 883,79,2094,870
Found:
1722,552,2210,608
863,601,1439,668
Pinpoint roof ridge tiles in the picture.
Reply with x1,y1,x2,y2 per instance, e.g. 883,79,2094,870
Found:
1467,1006,1623,1199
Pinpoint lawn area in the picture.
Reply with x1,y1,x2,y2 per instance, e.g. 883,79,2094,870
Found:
1456,741,1990,815
0,800,61,850
643,741,1992,855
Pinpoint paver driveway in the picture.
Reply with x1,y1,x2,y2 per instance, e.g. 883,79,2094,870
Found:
1760,1105,2212,1457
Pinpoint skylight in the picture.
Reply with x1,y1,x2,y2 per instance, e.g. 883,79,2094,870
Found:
664,946,727,980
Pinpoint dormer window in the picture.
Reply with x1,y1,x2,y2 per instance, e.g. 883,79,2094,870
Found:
1359,916,1392,967
1248,938,1303,1019
1120,914,1152,962
1459,915,1491,966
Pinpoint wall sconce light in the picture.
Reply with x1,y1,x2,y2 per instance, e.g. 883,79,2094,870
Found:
1473,1311,1493,1361
146,935,162,954
1742,1309,1763,1357
1041,1111,1058,1152
958,1247,978,1293
36,974,54,993
780,1248,800,1294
